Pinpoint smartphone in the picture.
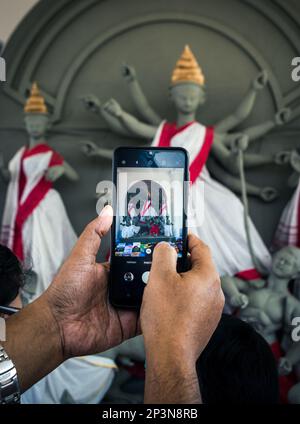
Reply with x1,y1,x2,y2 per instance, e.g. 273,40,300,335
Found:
109,147,189,309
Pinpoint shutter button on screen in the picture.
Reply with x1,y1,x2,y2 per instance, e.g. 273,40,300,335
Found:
124,272,134,282
142,271,150,284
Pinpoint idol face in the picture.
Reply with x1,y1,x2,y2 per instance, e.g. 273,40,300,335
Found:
24,114,49,139
170,83,206,115
272,247,300,278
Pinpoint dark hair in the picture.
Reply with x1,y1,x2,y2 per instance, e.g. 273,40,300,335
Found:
197,314,279,404
0,245,24,306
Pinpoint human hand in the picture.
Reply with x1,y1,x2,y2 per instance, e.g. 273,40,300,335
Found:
229,293,249,309
102,98,123,118
260,186,278,202
275,108,291,125
81,94,101,114
121,63,137,83
45,165,65,182
278,357,292,376
141,234,224,366
253,70,268,90
45,205,139,359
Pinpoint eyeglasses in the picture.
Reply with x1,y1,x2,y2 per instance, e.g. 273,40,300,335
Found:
0,306,20,315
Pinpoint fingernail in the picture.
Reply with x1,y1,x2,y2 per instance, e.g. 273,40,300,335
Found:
156,241,170,248
99,204,113,217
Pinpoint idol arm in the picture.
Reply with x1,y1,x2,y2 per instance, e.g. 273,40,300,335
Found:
121,64,162,125
45,161,79,183
63,161,79,181
207,158,276,200
215,75,265,132
221,276,248,299
242,152,274,168
100,107,133,137
215,70,269,132
101,98,157,140
232,107,290,146
211,132,239,173
81,141,113,160
216,132,277,173
242,120,275,143
118,111,157,139
81,94,132,137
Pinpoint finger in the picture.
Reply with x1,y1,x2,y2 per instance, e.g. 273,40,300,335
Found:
150,242,177,278
72,205,113,261
101,262,110,273
187,233,216,275
117,310,141,340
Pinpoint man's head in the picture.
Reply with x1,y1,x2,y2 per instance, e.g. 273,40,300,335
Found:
0,245,24,311
197,314,279,404
272,246,300,279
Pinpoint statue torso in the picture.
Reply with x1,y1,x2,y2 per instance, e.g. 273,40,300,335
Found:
244,288,286,324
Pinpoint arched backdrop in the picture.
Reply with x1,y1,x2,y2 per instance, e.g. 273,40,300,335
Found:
0,0,300,258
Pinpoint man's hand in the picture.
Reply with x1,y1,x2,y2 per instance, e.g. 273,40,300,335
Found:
45,205,139,359
142,235,224,403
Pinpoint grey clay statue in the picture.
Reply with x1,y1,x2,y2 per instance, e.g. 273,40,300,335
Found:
221,246,300,403
0,83,79,184
82,53,290,202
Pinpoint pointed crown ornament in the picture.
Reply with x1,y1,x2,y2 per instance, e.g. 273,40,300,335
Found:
171,45,205,86
24,82,48,114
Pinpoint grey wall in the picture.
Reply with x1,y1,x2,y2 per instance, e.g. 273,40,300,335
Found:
0,0,39,43
0,0,300,259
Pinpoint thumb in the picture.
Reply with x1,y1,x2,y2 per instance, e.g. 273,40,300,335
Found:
72,205,113,261
150,242,177,278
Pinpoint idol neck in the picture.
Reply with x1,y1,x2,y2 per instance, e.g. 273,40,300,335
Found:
28,136,46,148
176,112,196,128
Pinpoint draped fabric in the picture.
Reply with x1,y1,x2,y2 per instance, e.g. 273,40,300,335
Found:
152,121,271,277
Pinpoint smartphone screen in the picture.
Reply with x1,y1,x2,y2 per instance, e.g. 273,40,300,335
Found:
109,147,189,309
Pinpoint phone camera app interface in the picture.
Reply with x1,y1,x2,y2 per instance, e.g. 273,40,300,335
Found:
115,167,184,260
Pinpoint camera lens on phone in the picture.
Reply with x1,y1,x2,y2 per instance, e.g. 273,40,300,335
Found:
124,272,134,282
